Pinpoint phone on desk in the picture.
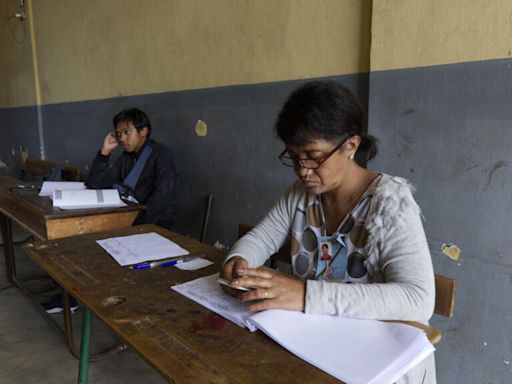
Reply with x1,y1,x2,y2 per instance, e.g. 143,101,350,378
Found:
216,277,255,292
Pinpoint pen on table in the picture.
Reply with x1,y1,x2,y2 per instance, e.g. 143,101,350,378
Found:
9,184,38,192
129,254,207,270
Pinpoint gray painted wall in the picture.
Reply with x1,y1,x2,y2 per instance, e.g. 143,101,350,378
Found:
3,59,510,381
369,58,512,383
0,106,39,169
0,74,368,246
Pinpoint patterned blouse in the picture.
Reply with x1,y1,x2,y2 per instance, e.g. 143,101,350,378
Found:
290,175,382,283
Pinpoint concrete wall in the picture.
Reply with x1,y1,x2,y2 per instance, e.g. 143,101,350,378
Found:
370,1,512,383
3,0,510,382
0,1,36,107
0,1,39,166
1,0,370,108
0,0,371,243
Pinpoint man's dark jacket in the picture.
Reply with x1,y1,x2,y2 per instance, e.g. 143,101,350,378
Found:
87,138,178,229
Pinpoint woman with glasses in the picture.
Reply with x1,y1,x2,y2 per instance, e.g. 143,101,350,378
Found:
221,80,436,383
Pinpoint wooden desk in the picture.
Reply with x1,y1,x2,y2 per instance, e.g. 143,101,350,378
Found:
0,174,141,242
23,224,344,384
0,173,143,358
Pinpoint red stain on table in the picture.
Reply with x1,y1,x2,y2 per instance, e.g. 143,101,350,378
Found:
188,313,226,333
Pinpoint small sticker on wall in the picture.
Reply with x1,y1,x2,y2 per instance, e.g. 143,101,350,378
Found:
195,120,208,136
441,243,461,260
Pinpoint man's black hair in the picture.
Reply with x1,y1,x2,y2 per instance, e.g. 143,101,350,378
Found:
113,108,152,137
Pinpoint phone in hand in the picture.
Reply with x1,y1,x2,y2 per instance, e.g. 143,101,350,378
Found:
216,276,255,292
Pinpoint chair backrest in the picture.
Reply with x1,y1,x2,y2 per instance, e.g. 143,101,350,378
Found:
237,223,254,239
434,274,457,318
200,194,214,243
22,158,82,181
237,223,290,268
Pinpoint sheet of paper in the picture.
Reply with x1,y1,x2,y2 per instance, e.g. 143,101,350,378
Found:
171,273,257,331
53,189,126,209
97,232,189,266
39,181,85,197
175,258,213,270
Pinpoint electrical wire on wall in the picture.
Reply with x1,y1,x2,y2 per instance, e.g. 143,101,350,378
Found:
7,8,27,44
9,0,46,160
27,0,46,160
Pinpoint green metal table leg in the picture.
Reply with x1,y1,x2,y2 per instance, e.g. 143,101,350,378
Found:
78,308,92,384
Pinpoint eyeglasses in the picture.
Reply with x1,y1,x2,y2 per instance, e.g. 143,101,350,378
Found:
278,140,345,169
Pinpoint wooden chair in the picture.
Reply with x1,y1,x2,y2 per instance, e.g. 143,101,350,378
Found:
434,274,457,318
236,223,457,344
21,157,82,181
237,223,290,268
200,194,214,243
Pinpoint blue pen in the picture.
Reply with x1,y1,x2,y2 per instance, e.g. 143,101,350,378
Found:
130,259,183,270
129,254,206,270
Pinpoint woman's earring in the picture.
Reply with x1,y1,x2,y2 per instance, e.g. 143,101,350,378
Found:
349,154,354,160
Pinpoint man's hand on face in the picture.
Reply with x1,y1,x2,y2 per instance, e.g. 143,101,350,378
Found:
101,132,119,156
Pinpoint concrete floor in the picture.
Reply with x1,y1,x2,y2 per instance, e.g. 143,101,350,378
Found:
0,224,168,384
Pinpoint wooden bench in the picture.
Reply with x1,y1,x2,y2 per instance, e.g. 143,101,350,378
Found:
21,157,82,181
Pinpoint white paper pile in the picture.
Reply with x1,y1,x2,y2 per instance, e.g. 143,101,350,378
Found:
53,189,125,209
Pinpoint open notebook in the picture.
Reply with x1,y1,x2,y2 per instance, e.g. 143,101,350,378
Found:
172,273,435,384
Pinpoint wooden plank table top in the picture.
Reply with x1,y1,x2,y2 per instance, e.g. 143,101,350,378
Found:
0,173,142,241
23,224,342,384
0,172,145,360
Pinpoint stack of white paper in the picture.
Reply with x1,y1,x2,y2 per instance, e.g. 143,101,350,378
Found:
39,181,86,197
97,232,189,266
172,274,435,384
53,189,126,210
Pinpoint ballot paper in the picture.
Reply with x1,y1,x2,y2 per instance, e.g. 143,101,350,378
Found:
172,273,435,384
97,232,189,266
39,181,86,197
52,189,126,209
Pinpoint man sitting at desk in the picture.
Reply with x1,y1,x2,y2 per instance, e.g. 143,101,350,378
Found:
43,108,179,314
88,107,179,228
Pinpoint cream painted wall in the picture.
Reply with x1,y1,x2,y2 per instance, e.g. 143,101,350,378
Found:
1,0,371,107
0,0,36,108
371,0,512,71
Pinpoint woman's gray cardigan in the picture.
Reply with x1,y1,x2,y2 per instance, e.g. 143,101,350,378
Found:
226,174,436,384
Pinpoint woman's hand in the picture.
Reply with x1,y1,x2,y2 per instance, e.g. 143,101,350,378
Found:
219,256,249,297
231,266,306,312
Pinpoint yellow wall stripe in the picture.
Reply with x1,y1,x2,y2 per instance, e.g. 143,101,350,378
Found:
371,0,512,71
11,0,369,107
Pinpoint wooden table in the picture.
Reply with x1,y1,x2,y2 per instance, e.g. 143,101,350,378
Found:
23,224,346,384
0,173,143,358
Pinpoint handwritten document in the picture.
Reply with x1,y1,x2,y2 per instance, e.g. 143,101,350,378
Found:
97,232,189,266
172,273,256,331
